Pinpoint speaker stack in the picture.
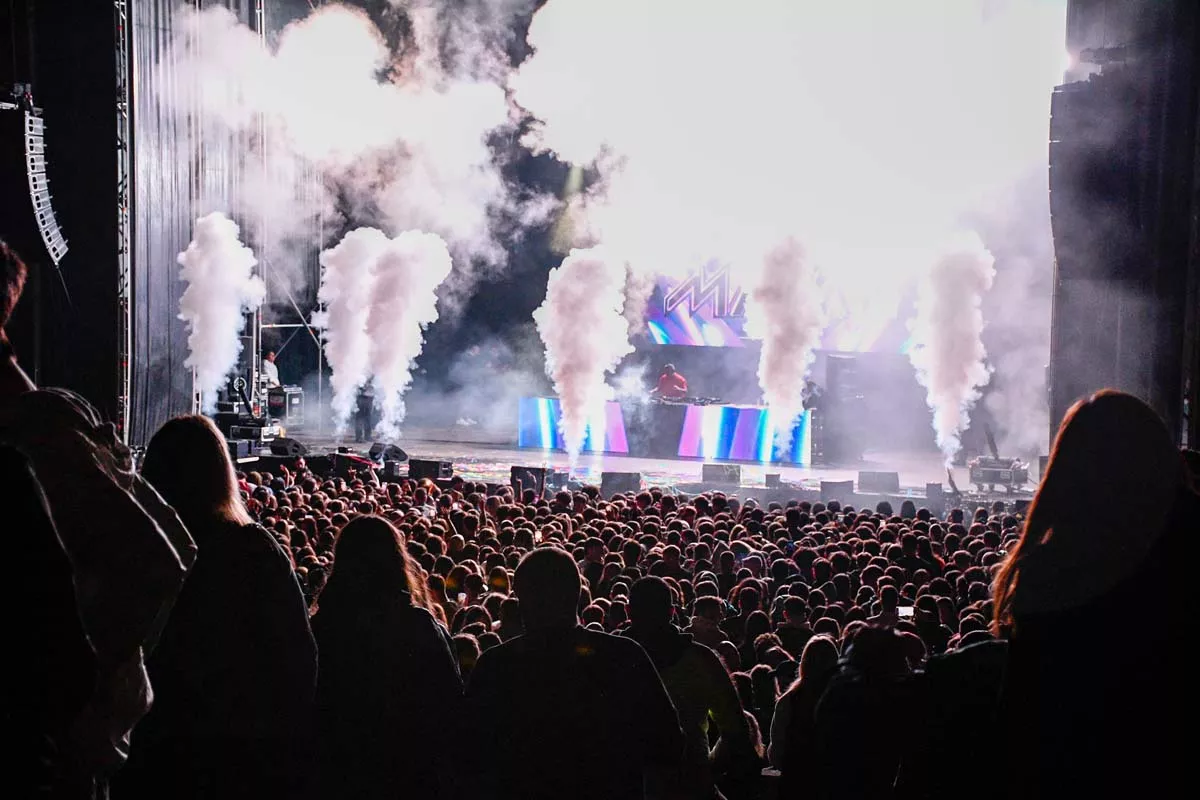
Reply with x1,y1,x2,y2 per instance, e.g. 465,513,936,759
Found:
601,472,642,498
409,459,454,482
822,355,864,464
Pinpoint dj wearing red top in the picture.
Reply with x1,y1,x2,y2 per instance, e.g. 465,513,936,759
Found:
653,364,689,400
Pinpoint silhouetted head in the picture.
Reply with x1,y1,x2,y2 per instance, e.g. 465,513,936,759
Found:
630,576,673,627
319,515,432,613
744,610,770,642
737,584,761,613
514,547,581,630
844,625,910,678
994,390,1186,634
694,595,723,623
879,585,899,612
798,634,840,684
142,415,250,530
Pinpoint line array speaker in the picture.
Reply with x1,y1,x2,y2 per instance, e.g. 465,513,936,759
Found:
23,112,67,264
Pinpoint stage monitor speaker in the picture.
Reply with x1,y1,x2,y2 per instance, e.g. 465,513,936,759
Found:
382,460,406,481
820,480,854,502
227,439,253,462
702,463,742,486
858,471,900,494
368,442,409,463
409,459,454,481
765,473,783,489
511,466,549,496
601,472,642,498
269,437,307,457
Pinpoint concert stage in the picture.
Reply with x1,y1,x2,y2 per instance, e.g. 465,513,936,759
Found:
276,427,1036,510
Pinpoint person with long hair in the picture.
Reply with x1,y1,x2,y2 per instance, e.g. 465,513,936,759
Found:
117,415,316,800
768,634,839,794
990,390,1196,798
311,515,462,799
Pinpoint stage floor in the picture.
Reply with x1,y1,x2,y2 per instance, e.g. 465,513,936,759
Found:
284,425,1032,499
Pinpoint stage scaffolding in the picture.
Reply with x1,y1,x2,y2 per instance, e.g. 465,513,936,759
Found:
248,0,326,433
115,0,132,441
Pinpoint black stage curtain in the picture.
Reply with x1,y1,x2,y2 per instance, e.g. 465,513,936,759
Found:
131,0,322,445
1,1,120,418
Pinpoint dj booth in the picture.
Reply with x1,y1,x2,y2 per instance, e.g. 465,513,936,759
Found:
518,397,813,466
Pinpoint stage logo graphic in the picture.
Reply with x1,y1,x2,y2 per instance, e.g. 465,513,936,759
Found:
647,266,750,348
663,266,747,319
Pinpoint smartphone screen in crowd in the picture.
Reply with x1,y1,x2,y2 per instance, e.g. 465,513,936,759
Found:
898,606,914,618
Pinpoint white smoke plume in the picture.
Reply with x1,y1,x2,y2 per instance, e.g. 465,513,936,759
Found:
178,212,265,412
315,228,388,433
159,3,528,300
908,234,997,462
745,239,826,437
533,248,634,461
975,172,1055,457
514,0,1067,444
367,231,454,441
609,361,653,405
621,266,657,341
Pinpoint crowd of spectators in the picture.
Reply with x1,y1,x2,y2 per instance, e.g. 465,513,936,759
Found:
3,238,1198,799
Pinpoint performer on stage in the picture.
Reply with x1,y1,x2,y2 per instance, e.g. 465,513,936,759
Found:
262,350,281,389
652,363,689,401
354,385,375,443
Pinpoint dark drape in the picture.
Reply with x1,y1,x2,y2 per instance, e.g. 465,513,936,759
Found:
2,1,119,417
130,0,260,444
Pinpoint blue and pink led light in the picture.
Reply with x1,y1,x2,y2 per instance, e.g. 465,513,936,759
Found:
519,397,811,466
678,406,812,465
518,398,630,454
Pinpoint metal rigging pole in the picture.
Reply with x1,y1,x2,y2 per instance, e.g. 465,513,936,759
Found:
249,0,268,411
114,0,132,441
